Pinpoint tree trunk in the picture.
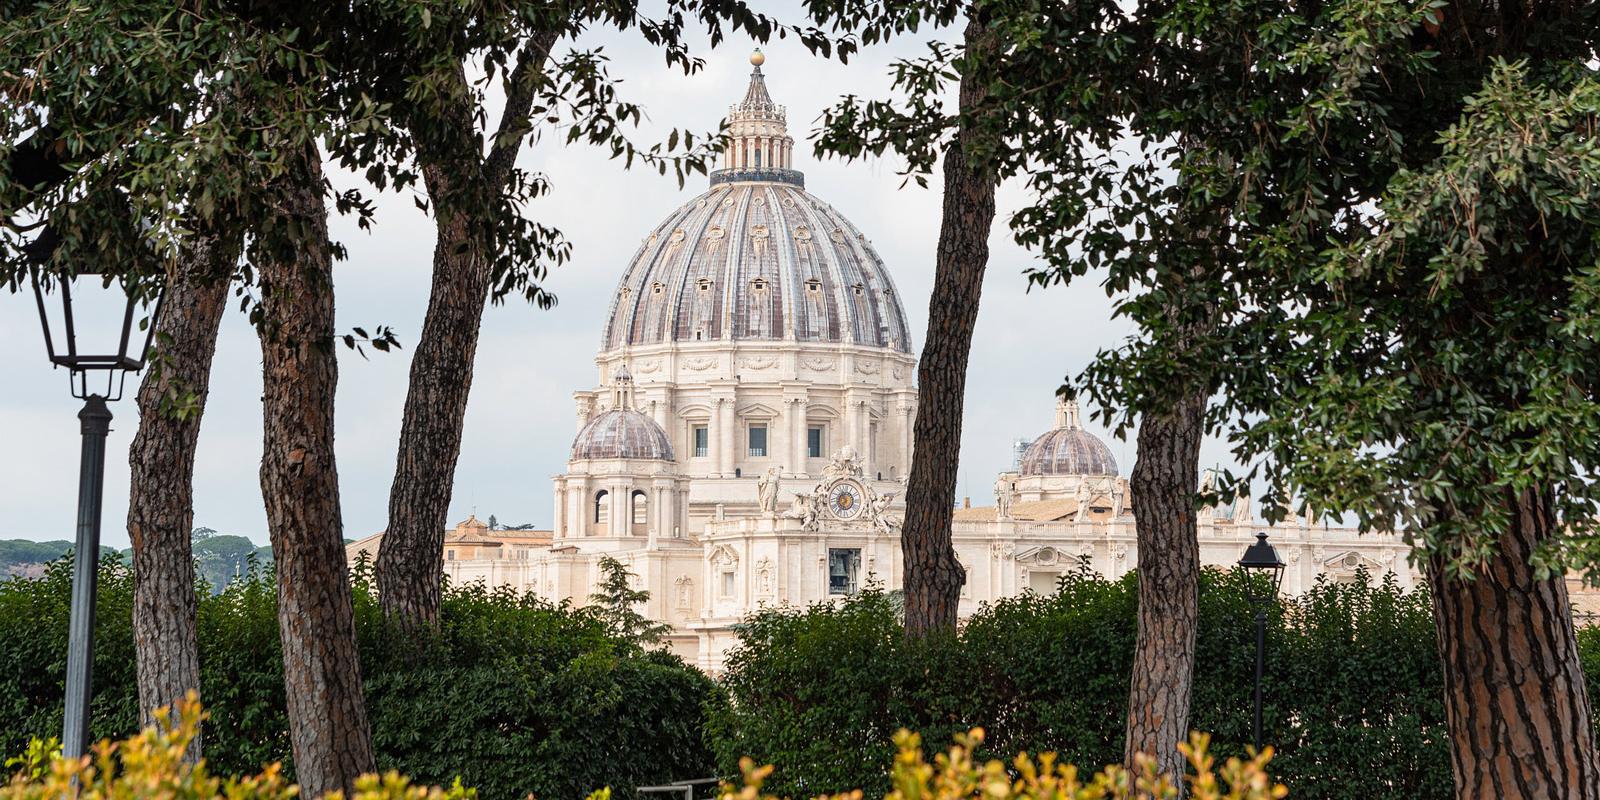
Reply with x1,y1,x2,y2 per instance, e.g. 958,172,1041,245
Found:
255,142,376,796
902,17,997,639
375,167,488,627
1430,486,1600,799
1123,388,1205,783
375,36,556,628
127,233,234,757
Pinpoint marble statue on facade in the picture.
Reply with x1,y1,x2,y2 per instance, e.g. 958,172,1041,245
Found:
994,474,1016,520
757,467,781,516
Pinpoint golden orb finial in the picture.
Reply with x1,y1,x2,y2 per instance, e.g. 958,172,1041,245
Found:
750,48,765,67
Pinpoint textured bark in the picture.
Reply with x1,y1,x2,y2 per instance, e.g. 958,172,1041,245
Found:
375,166,489,626
127,234,234,757
376,37,556,628
1430,487,1600,800
902,17,997,639
1123,388,1206,784
255,143,375,796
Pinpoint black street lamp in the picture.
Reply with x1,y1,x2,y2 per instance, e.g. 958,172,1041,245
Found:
28,264,164,759
1238,530,1285,752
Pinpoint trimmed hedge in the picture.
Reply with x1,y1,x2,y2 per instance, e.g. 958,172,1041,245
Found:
706,567,1453,800
0,556,716,800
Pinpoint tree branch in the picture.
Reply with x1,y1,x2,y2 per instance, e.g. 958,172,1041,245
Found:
485,31,561,188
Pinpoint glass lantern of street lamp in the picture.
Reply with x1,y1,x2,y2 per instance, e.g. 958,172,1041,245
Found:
29,263,165,399
1238,531,1286,604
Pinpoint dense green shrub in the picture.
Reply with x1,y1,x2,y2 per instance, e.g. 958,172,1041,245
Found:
0,556,716,800
707,566,1455,800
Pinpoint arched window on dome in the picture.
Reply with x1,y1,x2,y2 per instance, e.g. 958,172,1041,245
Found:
631,490,648,530
594,490,609,528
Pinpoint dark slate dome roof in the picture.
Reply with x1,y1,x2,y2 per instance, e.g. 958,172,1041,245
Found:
571,408,675,461
1019,400,1118,476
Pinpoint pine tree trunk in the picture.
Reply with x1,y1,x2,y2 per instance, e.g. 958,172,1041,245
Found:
127,234,233,757
1123,388,1205,784
902,16,997,639
255,142,375,796
375,37,555,628
376,167,488,627
1430,486,1600,799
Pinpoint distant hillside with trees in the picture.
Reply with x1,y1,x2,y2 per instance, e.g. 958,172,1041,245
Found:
190,528,274,592
0,528,271,590
0,540,118,579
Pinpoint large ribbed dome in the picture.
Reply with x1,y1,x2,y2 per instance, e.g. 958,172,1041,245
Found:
600,56,912,354
1020,399,1119,477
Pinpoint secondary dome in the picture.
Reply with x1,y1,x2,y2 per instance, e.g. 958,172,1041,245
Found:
599,56,912,354
1020,399,1118,477
571,409,675,461
571,366,675,461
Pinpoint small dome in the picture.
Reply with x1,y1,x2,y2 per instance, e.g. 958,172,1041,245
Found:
1019,398,1118,476
571,409,675,461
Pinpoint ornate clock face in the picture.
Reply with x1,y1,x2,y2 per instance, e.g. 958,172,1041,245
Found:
828,483,864,519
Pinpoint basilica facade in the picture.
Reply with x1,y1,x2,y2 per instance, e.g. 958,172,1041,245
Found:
347,52,1416,671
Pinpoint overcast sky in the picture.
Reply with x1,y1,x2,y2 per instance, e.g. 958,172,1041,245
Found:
0,10,1244,546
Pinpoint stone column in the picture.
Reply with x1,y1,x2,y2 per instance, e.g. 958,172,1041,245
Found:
552,478,566,539
571,479,587,538
846,398,861,459
712,398,728,476
611,484,626,536
790,397,807,474
649,485,664,547
900,403,914,477
719,396,737,476
773,406,791,474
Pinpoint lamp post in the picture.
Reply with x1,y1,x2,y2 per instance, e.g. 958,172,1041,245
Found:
28,264,164,759
1237,530,1285,751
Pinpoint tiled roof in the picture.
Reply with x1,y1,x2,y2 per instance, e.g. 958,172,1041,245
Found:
951,499,1081,523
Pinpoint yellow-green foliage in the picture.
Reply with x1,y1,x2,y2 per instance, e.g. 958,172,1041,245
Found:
7,699,1281,800
721,729,1285,800
0,694,475,800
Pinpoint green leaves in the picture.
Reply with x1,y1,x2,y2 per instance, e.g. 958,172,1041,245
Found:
708,569,1457,800
0,557,715,799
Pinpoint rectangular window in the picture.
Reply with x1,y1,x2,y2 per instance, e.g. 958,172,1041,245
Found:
692,425,709,458
446,550,455,562
808,425,825,459
747,424,768,457
828,548,861,596
720,571,736,598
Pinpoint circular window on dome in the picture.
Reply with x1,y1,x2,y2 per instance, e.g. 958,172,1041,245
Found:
650,282,665,296
706,225,726,240
794,226,812,241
